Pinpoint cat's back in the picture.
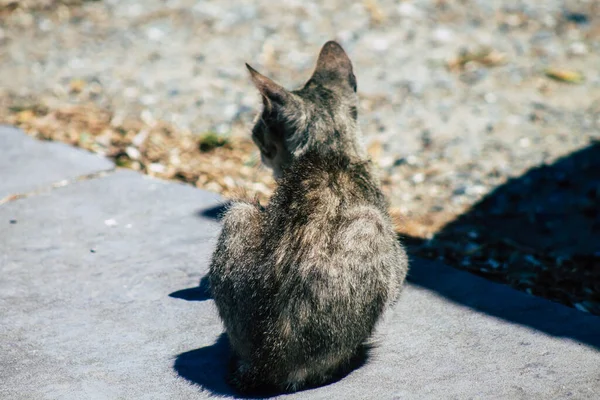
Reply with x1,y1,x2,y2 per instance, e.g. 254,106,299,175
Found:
260,151,406,364
268,149,387,221
265,149,404,278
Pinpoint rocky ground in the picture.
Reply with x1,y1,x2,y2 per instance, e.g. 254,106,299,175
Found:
1,0,599,313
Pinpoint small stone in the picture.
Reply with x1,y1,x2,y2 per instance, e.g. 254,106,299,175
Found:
39,19,53,32
372,37,390,52
524,255,541,266
127,3,143,17
484,93,497,103
507,115,521,125
338,30,354,43
565,13,589,25
542,15,556,28
431,27,454,44
104,219,118,227
453,186,466,196
69,58,84,69
125,146,141,160
215,123,230,135
411,173,425,184
140,95,158,106
146,27,165,41
69,79,86,93
466,185,487,196
140,110,156,126
223,104,239,120
223,176,236,188
574,303,590,313
519,137,531,148
505,14,522,27
132,130,149,147
569,42,588,56
465,242,480,254
9,219,17,224
123,87,140,99
379,156,395,168
406,155,419,165
393,158,406,167
148,163,166,174
397,2,420,18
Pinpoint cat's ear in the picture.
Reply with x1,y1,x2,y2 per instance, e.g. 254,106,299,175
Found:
310,41,357,92
246,63,290,110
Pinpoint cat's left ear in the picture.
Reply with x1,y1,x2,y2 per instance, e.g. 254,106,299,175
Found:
246,63,291,111
310,41,357,92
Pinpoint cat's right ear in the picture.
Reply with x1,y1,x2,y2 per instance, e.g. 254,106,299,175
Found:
246,64,290,111
310,41,357,92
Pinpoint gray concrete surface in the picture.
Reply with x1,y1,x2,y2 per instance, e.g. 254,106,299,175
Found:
0,125,114,200
1,130,600,399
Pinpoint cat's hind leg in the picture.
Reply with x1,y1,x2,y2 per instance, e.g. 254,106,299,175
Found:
209,201,265,386
210,201,263,277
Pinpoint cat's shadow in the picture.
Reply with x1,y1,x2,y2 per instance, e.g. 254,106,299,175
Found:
196,202,231,222
170,275,371,398
173,333,240,397
173,330,371,399
169,275,212,302
170,277,239,397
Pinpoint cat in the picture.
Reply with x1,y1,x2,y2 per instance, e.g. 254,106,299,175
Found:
209,41,409,395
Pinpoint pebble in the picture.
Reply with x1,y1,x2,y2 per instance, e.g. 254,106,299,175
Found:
411,173,425,184
379,156,395,168
569,42,588,56
126,146,141,160
431,28,454,44
148,163,166,173
519,138,531,148
104,219,118,227
574,303,590,313
397,2,421,19
466,185,487,196
371,37,390,52
140,95,158,106
484,93,497,104
146,27,166,41
140,110,156,127
223,104,240,120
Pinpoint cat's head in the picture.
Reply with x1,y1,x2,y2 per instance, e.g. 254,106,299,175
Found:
246,41,364,178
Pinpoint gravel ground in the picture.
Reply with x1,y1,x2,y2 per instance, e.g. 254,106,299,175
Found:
1,0,599,312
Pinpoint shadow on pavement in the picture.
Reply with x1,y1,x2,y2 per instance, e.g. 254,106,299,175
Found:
169,275,212,302
414,142,600,314
173,333,239,397
406,141,600,349
173,331,373,398
196,202,231,222
406,256,600,350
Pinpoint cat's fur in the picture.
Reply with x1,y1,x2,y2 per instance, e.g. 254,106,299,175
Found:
209,41,408,395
